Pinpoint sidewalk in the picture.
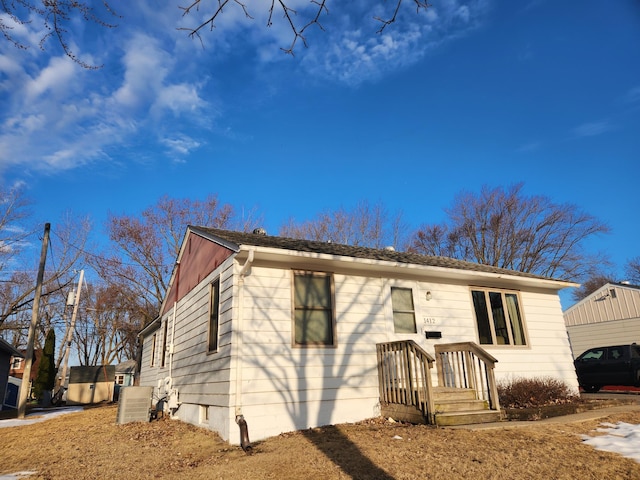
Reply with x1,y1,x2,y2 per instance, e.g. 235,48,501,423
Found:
450,400,640,430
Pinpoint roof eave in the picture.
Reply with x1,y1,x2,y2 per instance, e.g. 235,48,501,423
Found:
234,245,578,291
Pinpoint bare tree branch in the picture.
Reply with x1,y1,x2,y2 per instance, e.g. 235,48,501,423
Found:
409,183,611,282
375,0,430,33
1,0,119,68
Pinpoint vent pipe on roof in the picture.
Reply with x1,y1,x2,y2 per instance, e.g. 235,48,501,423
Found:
384,246,395,251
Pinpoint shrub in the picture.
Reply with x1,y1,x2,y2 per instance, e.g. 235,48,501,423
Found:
497,376,579,409
33,328,56,403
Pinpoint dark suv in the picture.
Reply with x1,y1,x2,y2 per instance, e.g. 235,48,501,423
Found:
574,344,640,393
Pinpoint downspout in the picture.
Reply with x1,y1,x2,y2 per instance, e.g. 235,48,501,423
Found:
235,248,254,452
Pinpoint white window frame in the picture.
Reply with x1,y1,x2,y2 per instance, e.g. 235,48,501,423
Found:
470,287,528,347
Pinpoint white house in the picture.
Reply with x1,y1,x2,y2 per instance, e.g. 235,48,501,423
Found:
563,282,640,359
138,227,579,445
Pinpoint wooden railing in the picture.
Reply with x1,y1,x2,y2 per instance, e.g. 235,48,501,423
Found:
434,342,500,411
376,340,435,424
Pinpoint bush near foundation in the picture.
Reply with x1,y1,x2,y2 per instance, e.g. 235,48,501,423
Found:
497,377,578,409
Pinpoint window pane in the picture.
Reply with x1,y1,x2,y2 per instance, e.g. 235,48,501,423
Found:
505,293,526,345
394,312,417,333
208,279,220,352
489,292,510,345
472,291,492,344
294,273,334,346
294,275,330,307
391,288,414,311
295,310,333,344
391,287,416,333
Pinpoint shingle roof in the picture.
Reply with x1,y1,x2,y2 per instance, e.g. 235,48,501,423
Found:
190,226,564,282
0,337,23,357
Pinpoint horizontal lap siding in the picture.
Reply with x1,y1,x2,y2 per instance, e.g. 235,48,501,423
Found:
567,319,640,359
411,282,481,349
235,269,385,441
169,258,235,408
139,326,160,388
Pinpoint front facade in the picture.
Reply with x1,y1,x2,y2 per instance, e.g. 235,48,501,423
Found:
563,282,640,358
139,227,579,444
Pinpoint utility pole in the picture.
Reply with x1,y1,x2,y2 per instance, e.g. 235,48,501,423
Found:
56,269,84,398
17,223,50,419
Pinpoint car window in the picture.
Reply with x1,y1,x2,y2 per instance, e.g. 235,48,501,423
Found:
580,348,605,361
608,346,624,360
632,346,640,359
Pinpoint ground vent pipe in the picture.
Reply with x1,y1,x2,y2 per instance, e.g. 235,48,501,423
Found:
236,415,252,453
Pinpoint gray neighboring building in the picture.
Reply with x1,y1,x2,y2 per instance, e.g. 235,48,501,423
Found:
0,338,23,410
564,282,640,358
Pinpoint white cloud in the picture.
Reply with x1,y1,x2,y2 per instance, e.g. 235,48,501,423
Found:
161,135,202,159
625,86,640,103
0,0,491,177
0,7,211,176
25,56,77,101
572,120,614,138
516,141,541,153
298,0,491,86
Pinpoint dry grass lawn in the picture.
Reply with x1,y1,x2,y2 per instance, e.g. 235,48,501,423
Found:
1,403,640,479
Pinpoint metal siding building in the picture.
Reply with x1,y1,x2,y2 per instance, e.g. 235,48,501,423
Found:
563,283,640,358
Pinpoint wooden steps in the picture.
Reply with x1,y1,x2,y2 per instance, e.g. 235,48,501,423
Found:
432,387,502,426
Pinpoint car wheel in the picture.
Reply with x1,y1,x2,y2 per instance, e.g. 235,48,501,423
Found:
582,385,601,393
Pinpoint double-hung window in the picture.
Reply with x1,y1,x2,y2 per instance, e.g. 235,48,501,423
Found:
391,287,417,334
150,333,157,367
471,288,527,346
161,320,169,367
208,278,220,353
293,271,335,347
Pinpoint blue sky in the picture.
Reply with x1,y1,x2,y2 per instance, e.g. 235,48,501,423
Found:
1,0,639,310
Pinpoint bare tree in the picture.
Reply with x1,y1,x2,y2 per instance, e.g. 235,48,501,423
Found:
180,0,430,55
2,1,429,66
409,184,610,281
571,273,617,301
280,200,407,249
0,213,91,330
90,194,259,328
1,0,119,68
625,257,640,285
72,282,140,366
0,184,32,273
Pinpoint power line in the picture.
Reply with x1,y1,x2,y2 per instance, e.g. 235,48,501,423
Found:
52,230,174,270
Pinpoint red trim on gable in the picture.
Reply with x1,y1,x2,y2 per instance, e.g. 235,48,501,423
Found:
161,233,235,316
